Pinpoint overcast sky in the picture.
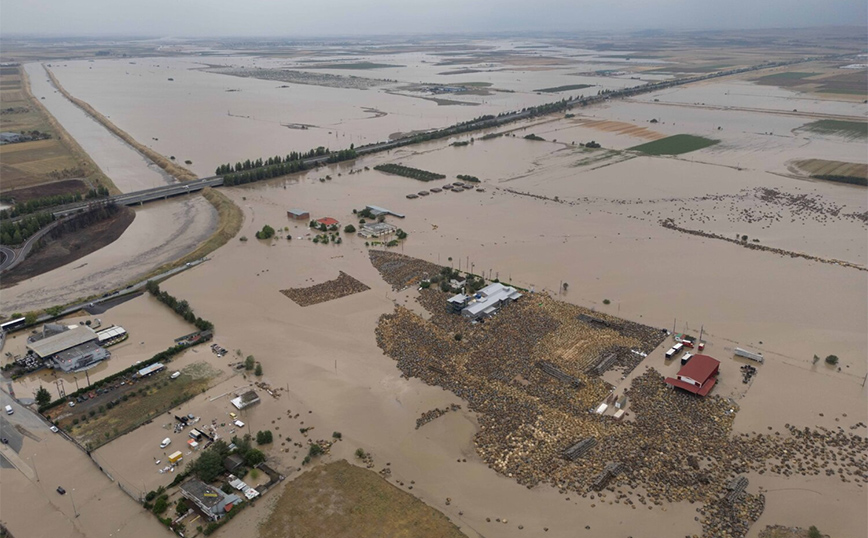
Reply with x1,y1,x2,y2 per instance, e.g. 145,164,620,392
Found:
1,0,865,37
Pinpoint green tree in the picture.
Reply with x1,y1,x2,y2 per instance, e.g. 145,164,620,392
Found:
808,527,822,538
35,386,52,407
825,355,839,366
191,449,224,483
256,430,273,445
244,448,265,466
254,363,263,376
24,311,38,325
343,224,356,233
245,355,255,370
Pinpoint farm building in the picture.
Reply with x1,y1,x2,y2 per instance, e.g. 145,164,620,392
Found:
26,325,110,373
458,283,522,320
315,217,339,227
366,205,405,218
231,390,261,410
358,222,397,238
96,326,127,346
287,209,309,220
665,355,720,396
180,479,242,521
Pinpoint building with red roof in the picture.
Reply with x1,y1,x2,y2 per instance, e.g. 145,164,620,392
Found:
316,217,339,227
665,354,720,396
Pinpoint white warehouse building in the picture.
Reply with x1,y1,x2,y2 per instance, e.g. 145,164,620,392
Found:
450,282,522,320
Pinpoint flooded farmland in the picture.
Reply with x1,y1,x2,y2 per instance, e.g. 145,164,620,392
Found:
1,32,866,538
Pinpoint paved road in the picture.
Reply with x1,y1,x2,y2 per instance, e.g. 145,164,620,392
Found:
0,245,15,271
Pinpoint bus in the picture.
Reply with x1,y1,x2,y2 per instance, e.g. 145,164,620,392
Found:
0,317,26,333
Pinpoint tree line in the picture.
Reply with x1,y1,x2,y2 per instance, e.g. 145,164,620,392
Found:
0,212,54,246
0,186,108,219
215,146,358,176
221,149,357,186
146,281,214,332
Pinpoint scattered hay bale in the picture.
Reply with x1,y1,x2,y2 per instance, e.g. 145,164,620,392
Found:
280,271,370,306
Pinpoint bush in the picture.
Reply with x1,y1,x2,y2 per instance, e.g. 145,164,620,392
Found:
245,355,255,370
332,431,342,439
355,448,367,459
255,225,275,240
254,363,263,376
808,527,821,538
175,498,189,516
308,444,324,457
603,299,611,305
343,224,356,233
152,496,168,514
825,355,839,366
454,333,462,341
256,430,273,445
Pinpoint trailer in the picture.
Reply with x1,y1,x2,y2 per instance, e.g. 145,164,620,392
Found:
168,451,183,464
734,347,764,364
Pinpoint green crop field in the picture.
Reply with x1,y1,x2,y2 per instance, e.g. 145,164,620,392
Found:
629,134,719,155
534,83,594,93
799,120,868,140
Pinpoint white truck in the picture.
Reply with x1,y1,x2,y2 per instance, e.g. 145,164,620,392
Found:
665,342,684,359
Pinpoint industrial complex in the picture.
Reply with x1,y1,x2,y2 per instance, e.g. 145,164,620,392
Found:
26,324,113,373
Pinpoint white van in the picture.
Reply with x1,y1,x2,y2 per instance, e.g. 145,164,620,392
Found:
4,405,13,415
170,372,181,380
160,438,171,448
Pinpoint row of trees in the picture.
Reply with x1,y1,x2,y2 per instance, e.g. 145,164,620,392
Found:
215,146,358,176
146,281,214,332
0,212,54,246
456,175,479,183
0,186,108,220
45,203,121,242
221,148,357,187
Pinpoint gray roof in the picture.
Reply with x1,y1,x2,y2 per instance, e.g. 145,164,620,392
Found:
366,205,405,218
52,341,109,372
288,209,308,216
27,325,97,358
181,479,242,516
462,283,520,317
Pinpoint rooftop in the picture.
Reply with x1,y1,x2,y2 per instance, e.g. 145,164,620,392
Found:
677,354,719,382
316,217,339,226
27,325,98,358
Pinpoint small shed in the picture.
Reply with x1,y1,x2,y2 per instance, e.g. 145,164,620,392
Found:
224,454,244,472
287,209,309,220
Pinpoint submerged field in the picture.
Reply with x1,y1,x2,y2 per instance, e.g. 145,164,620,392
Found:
798,120,868,140
629,134,719,155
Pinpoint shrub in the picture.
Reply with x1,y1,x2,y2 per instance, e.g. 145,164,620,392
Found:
454,333,462,341
255,363,263,376
603,299,611,305
152,496,168,514
355,448,367,459
808,527,821,538
256,430,273,445
308,444,324,457
332,431,342,439
245,355,255,370
255,225,275,240
175,498,189,516
825,355,839,366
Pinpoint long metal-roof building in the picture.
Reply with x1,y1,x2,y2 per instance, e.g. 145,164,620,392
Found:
460,283,522,320
27,325,98,358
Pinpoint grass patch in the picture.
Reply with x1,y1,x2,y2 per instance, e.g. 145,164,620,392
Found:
48,362,221,450
629,134,719,155
754,72,820,86
259,460,465,538
799,120,867,140
534,84,594,93
793,159,867,180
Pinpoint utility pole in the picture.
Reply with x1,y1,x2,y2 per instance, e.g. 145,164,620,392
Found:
31,454,39,482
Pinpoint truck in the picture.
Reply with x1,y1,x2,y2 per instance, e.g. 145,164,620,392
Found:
665,342,684,359
168,451,183,464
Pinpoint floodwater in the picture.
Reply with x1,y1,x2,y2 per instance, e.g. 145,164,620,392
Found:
0,195,217,315
5,57,866,538
43,47,661,178
24,63,176,193
92,119,863,537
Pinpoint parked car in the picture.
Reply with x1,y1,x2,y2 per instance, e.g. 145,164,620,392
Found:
4,405,13,415
56,487,66,495
49,426,59,433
